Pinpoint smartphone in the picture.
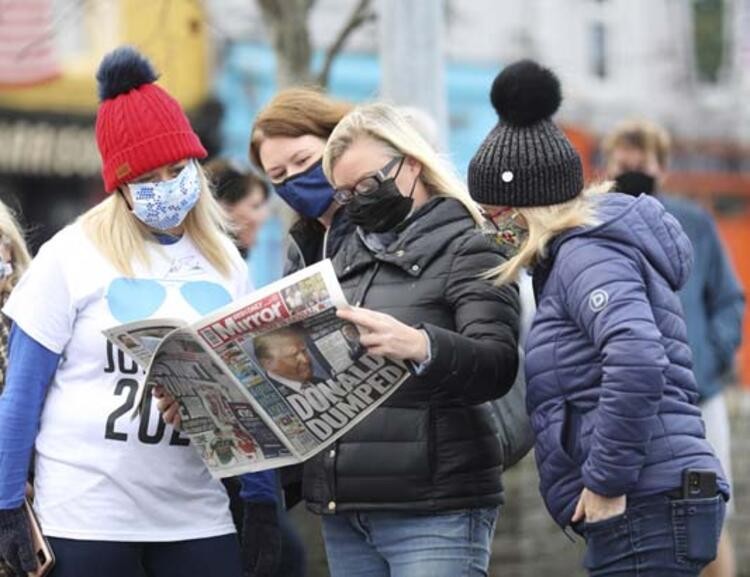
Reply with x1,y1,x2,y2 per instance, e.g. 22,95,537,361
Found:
23,499,55,577
682,469,718,499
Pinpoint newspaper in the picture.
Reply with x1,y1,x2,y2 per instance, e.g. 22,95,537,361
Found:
103,260,410,478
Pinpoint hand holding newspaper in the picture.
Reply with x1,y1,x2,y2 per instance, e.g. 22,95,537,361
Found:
103,260,410,478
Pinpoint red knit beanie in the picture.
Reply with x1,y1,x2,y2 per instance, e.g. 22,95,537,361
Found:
95,46,207,192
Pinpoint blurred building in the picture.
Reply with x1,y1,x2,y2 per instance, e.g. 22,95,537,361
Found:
207,0,750,381
207,0,749,183
0,0,216,250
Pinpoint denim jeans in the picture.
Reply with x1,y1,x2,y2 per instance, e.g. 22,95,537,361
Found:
577,494,725,576
321,507,500,577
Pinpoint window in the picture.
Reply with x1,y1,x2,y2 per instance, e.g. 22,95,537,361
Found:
692,0,725,83
588,22,608,79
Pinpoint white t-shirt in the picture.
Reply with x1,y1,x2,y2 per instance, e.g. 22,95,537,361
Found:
4,222,250,542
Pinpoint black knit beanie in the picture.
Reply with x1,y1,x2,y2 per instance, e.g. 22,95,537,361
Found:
468,60,584,207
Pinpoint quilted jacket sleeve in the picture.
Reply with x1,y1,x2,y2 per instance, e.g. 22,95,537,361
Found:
420,233,520,404
559,240,669,497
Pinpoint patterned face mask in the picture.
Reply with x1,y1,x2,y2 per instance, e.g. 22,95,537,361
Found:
0,261,12,279
486,207,528,257
128,160,201,231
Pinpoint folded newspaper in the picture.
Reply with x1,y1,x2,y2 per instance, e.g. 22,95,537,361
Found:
103,260,410,478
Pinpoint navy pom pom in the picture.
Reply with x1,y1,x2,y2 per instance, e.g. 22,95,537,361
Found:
96,46,158,101
490,60,562,127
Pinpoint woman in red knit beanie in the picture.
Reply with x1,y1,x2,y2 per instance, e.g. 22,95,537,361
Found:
0,47,279,577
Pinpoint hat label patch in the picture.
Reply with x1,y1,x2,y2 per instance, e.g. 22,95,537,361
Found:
502,170,514,183
116,162,132,179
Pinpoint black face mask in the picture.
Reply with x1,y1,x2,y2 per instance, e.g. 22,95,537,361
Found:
346,178,415,233
614,170,657,197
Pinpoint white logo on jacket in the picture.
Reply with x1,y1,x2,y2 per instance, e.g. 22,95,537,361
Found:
589,289,609,312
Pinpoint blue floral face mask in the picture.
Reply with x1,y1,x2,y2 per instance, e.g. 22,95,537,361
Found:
128,160,201,231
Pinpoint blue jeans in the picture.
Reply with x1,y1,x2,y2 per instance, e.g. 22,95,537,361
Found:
577,494,725,576
321,507,499,577
47,534,242,577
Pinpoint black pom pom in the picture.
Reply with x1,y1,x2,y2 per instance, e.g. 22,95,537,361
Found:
96,46,158,101
490,60,562,127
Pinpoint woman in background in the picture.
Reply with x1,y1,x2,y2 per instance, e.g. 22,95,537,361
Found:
207,159,269,257
0,200,31,395
0,199,31,577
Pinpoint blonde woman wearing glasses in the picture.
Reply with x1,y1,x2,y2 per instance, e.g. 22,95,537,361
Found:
294,102,521,577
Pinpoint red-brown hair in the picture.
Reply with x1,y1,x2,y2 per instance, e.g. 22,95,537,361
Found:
249,87,353,173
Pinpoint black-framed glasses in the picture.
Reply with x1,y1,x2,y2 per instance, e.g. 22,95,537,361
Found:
333,156,404,204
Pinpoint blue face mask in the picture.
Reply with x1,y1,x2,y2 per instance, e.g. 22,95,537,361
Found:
128,160,201,231
274,160,335,219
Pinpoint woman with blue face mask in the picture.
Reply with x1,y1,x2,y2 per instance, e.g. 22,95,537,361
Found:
0,47,279,577
249,88,355,277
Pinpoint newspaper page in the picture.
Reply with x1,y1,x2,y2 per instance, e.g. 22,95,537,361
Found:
105,319,186,369
104,260,411,478
145,329,297,476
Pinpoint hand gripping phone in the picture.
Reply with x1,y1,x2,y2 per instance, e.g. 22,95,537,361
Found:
24,499,55,577
682,469,718,499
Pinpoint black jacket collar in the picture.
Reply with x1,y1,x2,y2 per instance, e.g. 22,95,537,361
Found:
333,197,477,278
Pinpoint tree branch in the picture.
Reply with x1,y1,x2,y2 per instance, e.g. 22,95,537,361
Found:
256,0,282,22
256,0,314,87
315,0,375,87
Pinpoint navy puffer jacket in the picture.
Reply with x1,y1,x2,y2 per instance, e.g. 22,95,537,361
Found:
525,192,729,528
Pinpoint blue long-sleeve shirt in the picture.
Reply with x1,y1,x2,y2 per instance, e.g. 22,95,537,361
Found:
0,324,58,509
0,324,277,509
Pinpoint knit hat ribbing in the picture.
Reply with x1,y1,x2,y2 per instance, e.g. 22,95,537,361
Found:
468,60,583,207
94,46,206,192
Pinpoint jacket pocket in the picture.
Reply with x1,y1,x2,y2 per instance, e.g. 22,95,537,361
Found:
561,401,580,462
543,402,577,469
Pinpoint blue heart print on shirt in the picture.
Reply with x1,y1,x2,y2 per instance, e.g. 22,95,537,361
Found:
107,279,232,323
107,279,166,323
179,281,232,315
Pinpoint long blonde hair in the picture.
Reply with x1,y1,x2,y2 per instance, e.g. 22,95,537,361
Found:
0,201,31,295
489,182,613,285
322,102,484,226
80,164,235,277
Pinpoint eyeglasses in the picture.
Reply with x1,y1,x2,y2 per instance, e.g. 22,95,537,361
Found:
333,156,404,204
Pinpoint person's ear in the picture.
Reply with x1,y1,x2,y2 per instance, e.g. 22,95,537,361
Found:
405,157,423,179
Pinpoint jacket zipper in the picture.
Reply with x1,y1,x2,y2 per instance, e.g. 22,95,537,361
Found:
322,227,330,260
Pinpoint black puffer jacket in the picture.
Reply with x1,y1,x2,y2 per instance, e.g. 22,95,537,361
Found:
302,197,520,514
284,209,355,276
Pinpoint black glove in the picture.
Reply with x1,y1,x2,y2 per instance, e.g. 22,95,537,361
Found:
0,506,37,576
242,502,281,577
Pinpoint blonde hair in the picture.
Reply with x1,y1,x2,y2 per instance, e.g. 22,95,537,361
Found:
489,182,613,285
602,119,672,169
0,200,31,295
322,102,484,225
80,164,235,277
